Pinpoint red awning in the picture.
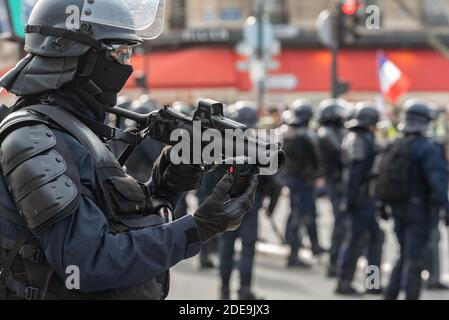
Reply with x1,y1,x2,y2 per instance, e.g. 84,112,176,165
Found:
2,47,449,94
130,47,239,89
128,47,449,92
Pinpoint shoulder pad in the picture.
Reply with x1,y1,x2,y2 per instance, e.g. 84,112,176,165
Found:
0,124,56,175
0,110,49,142
1,124,79,233
344,132,366,161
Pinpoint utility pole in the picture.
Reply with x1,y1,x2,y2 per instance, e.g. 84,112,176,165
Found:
255,0,266,110
331,18,349,99
332,0,359,98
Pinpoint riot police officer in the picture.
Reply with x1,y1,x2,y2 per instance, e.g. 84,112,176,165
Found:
384,100,448,300
0,0,257,300
336,102,384,295
282,100,323,268
218,101,264,300
316,99,348,278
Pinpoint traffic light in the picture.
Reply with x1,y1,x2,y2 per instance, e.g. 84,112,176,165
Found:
337,0,361,47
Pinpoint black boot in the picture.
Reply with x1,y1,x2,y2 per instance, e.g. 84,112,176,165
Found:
335,281,362,296
238,287,263,300
312,245,326,257
200,258,216,269
327,266,337,278
220,287,230,300
427,281,449,290
287,254,311,269
365,288,383,295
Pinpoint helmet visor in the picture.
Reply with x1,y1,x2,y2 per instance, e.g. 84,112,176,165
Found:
81,0,165,40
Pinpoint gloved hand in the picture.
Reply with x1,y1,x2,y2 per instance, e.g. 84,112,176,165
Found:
151,146,204,193
193,173,258,242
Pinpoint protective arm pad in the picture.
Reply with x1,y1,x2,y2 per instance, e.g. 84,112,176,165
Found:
0,124,79,233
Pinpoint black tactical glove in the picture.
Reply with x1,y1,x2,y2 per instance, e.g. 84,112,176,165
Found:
152,146,204,193
194,174,258,242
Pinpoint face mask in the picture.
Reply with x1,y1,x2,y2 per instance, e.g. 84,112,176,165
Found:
89,52,133,93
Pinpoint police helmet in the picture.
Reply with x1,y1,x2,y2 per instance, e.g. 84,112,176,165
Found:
399,99,437,134
318,99,349,125
116,96,132,110
24,0,165,57
139,95,159,109
346,102,380,129
133,98,158,115
288,99,314,127
231,101,258,128
172,101,194,117
0,0,165,96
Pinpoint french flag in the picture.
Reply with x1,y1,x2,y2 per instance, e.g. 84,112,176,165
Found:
378,51,411,104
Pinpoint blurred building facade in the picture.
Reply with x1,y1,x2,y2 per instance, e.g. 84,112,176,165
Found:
161,0,449,41
131,0,449,105
2,0,449,105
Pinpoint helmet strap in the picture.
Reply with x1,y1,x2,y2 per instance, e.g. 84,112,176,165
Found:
25,25,105,51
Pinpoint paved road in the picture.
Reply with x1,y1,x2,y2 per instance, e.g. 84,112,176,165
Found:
168,190,449,300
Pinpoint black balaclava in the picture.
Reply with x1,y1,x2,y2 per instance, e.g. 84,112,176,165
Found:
44,48,134,123
78,49,133,108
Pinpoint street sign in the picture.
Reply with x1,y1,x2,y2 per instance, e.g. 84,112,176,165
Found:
7,0,38,40
0,0,11,37
265,74,299,90
249,59,266,84
236,39,281,58
316,10,336,48
243,16,275,53
236,58,280,72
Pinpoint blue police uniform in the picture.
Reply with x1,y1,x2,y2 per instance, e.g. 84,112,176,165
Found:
317,125,345,276
219,192,263,295
385,136,448,300
283,127,322,259
0,104,202,300
337,129,384,292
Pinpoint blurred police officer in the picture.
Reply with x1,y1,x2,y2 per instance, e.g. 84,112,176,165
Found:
316,99,348,278
282,100,323,268
384,100,448,300
218,101,264,300
424,108,449,290
0,0,257,300
336,102,384,295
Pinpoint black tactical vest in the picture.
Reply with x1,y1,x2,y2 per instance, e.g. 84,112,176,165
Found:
0,104,170,300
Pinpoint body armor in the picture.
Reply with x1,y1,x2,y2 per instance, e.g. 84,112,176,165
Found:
0,104,170,300
282,127,321,183
317,125,344,182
